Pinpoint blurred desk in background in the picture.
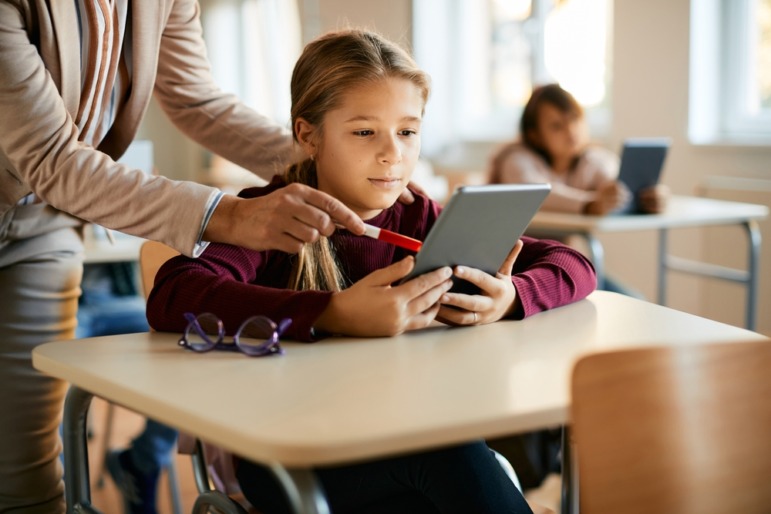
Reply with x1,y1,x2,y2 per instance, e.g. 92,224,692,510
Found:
528,195,768,330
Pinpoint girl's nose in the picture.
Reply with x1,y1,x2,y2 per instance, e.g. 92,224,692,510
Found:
378,136,402,165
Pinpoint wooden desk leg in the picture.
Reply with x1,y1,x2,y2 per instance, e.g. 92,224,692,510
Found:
269,465,331,514
63,386,103,514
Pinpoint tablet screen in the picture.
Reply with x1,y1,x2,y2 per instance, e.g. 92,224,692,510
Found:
402,183,550,293
616,138,670,214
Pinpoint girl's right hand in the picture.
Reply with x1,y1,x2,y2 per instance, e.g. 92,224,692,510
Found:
314,257,454,337
584,181,631,215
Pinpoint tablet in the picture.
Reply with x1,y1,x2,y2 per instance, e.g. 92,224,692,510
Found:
402,183,551,294
615,138,670,214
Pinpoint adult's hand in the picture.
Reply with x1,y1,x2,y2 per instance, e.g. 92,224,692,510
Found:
204,183,365,253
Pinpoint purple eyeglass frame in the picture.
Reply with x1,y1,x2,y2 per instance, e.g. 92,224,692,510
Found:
178,312,291,357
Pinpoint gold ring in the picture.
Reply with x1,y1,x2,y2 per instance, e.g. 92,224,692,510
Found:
473,312,478,323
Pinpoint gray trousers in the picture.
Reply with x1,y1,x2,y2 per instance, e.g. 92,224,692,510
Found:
0,205,83,513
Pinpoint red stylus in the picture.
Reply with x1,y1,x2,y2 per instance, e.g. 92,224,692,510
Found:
362,223,423,252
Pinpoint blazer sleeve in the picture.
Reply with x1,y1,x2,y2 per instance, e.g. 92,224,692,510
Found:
0,3,216,256
153,0,300,180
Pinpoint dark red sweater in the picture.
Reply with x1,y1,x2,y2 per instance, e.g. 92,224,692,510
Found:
147,177,596,341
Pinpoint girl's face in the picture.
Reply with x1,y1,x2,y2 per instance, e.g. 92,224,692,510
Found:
302,77,424,220
531,102,589,162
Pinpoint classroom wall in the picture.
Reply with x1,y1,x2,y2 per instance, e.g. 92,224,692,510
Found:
137,0,771,335
609,0,771,336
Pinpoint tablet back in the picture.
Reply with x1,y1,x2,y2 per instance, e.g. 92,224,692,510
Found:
404,183,550,293
615,138,670,214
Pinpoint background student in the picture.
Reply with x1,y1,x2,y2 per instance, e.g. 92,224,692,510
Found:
0,3,374,513
489,83,669,217
488,82,670,299
148,28,595,514
486,82,669,492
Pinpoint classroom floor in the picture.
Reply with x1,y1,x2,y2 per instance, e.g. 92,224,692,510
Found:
86,397,199,513
86,398,562,513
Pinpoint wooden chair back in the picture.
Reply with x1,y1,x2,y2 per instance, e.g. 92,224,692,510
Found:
571,340,771,514
138,240,179,300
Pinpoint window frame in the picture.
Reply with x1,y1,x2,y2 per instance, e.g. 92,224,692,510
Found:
689,0,771,145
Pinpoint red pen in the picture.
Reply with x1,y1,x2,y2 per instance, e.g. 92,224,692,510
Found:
362,223,423,252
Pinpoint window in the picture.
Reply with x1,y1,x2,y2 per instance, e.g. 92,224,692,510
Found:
413,0,612,159
690,0,771,144
199,0,302,128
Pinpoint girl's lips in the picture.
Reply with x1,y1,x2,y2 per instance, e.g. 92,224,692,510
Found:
368,178,402,189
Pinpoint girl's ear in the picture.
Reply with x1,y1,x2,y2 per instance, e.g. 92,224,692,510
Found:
294,118,317,158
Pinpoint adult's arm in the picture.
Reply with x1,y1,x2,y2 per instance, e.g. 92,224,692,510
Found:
153,0,298,179
0,3,218,255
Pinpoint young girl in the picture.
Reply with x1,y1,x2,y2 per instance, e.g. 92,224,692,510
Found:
489,83,669,216
148,30,595,514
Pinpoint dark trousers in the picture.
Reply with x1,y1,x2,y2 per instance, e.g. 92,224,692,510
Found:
236,440,533,514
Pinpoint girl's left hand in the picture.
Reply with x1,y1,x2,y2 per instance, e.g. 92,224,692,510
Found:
436,240,524,326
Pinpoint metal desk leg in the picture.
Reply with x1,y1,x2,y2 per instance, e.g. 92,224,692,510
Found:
63,386,103,514
560,425,578,514
744,220,761,331
577,232,605,290
657,228,668,305
270,465,331,514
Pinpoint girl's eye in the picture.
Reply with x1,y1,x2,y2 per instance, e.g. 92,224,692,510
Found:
399,129,418,137
353,130,374,137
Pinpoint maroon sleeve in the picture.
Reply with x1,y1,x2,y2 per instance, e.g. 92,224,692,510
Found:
146,243,332,343
508,236,597,319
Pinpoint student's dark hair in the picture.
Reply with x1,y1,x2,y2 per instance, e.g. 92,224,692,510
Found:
284,28,430,292
519,83,584,165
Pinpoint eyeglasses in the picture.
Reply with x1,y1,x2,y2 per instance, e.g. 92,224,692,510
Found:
179,312,291,357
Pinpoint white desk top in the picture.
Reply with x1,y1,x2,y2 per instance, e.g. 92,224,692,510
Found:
33,291,767,468
530,195,768,233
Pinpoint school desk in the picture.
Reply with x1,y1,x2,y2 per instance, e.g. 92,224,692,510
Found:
32,291,768,514
528,195,768,330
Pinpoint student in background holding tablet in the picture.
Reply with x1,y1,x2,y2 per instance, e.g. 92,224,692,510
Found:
148,29,594,514
489,83,669,216
486,82,667,495
489,82,668,298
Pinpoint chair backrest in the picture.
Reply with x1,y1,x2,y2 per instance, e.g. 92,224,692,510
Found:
137,240,246,505
571,340,771,514
138,240,179,300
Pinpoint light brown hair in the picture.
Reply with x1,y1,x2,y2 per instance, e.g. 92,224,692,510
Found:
284,29,431,292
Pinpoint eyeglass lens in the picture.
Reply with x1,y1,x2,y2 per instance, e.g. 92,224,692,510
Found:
184,312,222,352
236,316,281,355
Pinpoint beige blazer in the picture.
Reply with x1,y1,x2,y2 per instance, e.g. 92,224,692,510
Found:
0,0,295,255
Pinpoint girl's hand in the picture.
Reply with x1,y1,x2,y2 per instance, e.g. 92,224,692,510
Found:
638,183,670,213
315,257,454,337
436,240,524,326
584,181,630,215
